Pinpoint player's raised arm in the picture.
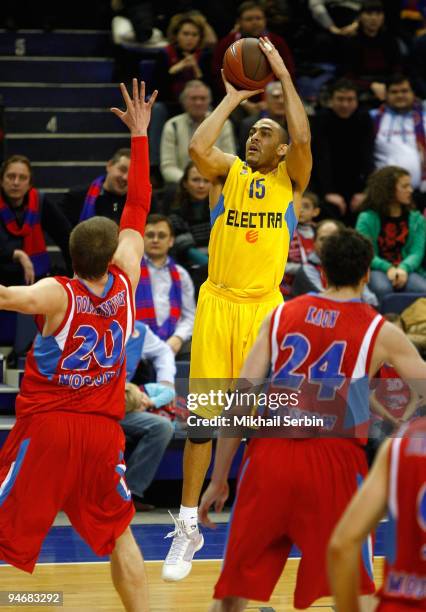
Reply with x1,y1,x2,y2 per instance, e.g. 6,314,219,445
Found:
189,73,261,182
259,37,312,198
111,79,158,292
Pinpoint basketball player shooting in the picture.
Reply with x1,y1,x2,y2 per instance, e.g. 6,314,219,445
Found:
162,36,312,582
0,79,156,612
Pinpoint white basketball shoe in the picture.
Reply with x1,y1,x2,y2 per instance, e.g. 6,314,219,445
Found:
161,511,204,581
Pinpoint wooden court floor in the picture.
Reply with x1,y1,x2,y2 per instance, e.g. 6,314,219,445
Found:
0,557,384,611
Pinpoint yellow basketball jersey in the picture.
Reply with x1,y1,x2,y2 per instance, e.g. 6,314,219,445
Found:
208,157,296,299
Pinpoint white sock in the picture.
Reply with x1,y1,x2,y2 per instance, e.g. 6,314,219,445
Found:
179,504,198,525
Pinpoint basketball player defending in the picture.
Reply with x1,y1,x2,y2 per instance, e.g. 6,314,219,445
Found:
199,228,426,610
162,36,312,582
328,417,426,611
0,79,156,612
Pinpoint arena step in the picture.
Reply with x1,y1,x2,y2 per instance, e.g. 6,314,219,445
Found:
0,56,115,83
5,133,130,161
33,162,106,189
0,82,123,108
0,312,17,346
0,384,19,415
5,108,128,134
5,368,24,388
0,29,113,57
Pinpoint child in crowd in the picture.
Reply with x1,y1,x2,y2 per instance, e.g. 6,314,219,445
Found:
281,191,320,296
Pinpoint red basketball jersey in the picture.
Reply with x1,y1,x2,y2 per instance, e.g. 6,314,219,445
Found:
379,417,426,609
269,294,385,440
16,265,135,420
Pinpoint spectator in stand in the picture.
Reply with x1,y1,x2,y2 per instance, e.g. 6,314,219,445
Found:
356,165,426,304
211,1,295,100
62,148,130,228
61,147,160,228
410,31,426,98
0,155,72,361
138,214,196,356
340,0,403,106
120,319,176,511
238,80,287,158
0,155,71,285
160,80,235,186
155,12,213,110
292,218,378,305
310,79,375,224
370,74,426,212
281,191,320,297
308,0,362,61
168,162,211,268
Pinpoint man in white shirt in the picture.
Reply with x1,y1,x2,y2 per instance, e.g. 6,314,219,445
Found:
371,74,426,210
160,80,236,184
138,214,195,355
122,320,176,511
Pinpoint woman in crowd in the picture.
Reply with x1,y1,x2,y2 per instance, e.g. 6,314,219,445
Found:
168,161,211,270
356,165,426,303
157,13,212,108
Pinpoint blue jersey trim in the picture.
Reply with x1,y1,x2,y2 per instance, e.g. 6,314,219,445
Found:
384,512,397,565
0,438,30,507
284,201,297,240
344,377,370,429
210,194,225,229
33,334,62,380
78,272,114,298
357,473,374,581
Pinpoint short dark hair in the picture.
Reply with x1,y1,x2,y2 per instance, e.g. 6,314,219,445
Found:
109,148,131,165
69,216,118,280
238,1,265,18
146,214,174,236
361,0,384,13
329,78,358,97
386,74,412,90
314,218,344,237
320,228,373,288
0,154,33,183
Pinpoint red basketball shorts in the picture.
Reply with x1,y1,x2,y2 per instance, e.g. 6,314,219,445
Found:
376,600,426,611
214,438,375,609
0,411,135,572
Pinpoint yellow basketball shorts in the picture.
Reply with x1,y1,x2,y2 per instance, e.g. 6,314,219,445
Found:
189,281,283,419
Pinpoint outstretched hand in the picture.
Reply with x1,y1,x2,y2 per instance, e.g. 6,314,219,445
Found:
198,480,230,528
221,69,263,104
111,78,158,136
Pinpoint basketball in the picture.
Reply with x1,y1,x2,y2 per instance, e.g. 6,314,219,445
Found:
223,37,274,90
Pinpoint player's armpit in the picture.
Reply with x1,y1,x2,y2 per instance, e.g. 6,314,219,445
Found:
0,277,67,315
188,144,235,182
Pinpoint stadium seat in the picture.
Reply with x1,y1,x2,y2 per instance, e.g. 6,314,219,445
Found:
380,292,424,315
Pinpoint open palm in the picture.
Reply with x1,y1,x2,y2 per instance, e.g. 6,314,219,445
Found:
111,78,158,135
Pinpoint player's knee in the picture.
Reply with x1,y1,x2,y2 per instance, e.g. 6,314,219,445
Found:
187,437,212,445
